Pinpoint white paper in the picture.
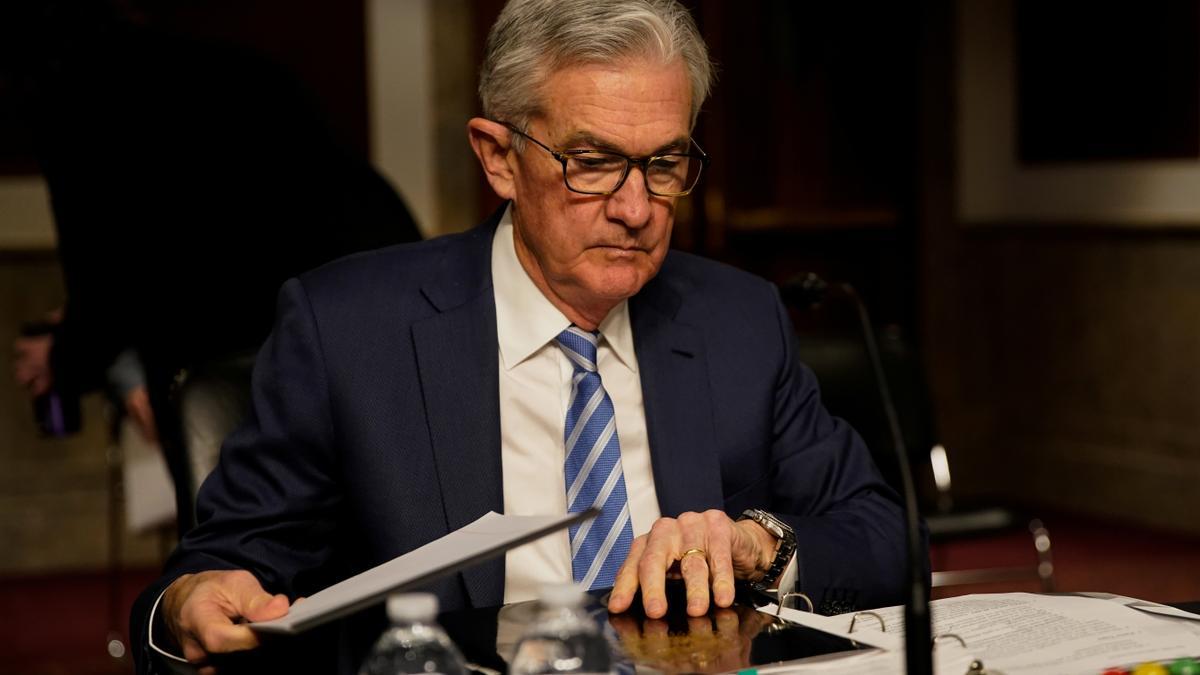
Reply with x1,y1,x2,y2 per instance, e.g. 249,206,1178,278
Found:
761,603,901,651
760,604,977,674
120,418,176,533
1079,592,1200,622
829,593,1200,675
252,511,592,634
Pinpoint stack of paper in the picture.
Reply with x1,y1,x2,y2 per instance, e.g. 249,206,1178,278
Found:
764,592,1200,675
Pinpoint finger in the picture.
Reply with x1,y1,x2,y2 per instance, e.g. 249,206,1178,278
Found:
676,513,710,617
686,614,713,637
608,535,647,613
643,617,670,640
225,572,289,622
713,607,739,638
13,361,36,384
607,613,639,640
638,519,681,618
13,368,33,388
642,618,671,662
187,601,261,653
243,593,290,622
138,419,159,445
704,510,736,608
734,605,763,641
130,407,156,443
181,637,209,664
30,374,51,397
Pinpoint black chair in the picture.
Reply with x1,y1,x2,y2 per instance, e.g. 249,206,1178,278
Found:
149,351,257,535
782,274,1055,592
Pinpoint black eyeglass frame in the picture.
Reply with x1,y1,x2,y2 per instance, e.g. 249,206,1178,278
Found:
501,122,710,197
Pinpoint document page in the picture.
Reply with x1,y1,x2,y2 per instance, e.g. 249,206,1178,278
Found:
1079,592,1200,622
252,510,592,635
833,593,1200,675
762,604,973,674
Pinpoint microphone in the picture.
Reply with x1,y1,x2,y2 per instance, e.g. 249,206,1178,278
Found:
782,273,933,675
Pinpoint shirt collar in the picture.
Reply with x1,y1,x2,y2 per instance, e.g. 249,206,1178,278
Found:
491,205,638,373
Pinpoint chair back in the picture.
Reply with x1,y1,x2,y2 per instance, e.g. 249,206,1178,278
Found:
783,277,938,509
174,352,257,501
147,350,256,536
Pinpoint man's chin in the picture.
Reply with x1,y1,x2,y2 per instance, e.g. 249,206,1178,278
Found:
586,271,656,302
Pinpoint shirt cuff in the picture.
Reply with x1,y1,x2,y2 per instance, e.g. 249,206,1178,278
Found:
147,587,195,669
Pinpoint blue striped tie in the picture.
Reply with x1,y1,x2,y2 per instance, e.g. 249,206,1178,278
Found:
554,326,634,590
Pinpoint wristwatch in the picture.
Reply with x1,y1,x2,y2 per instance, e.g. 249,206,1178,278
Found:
737,509,797,594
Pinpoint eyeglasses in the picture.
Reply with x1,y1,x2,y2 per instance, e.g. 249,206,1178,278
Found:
502,122,709,197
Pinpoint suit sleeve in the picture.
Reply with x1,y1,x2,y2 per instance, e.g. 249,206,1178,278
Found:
131,277,343,673
762,284,926,614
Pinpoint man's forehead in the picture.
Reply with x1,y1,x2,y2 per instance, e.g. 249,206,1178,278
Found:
556,128,691,154
535,59,693,152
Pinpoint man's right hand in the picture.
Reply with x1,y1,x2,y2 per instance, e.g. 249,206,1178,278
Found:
12,333,54,397
162,570,291,670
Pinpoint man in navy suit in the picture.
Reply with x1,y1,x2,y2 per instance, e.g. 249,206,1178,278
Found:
135,0,912,671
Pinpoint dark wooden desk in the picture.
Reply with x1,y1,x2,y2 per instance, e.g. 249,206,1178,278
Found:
439,588,867,675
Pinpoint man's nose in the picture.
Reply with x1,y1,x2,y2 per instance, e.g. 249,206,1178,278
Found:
605,166,652,229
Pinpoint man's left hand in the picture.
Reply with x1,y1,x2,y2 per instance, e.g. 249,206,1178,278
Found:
607,509,778,619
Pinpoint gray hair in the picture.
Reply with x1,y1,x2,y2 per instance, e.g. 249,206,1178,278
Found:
479,0,713,140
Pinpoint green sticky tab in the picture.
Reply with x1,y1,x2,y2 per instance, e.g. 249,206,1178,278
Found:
1170,657,1200,675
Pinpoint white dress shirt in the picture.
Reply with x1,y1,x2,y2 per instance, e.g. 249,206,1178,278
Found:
492,207,661,603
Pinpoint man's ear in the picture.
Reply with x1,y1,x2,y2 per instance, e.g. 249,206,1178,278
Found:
467,118,517,200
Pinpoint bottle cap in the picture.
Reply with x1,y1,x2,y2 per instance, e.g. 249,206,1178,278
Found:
538,583,586,608
386,592,439,622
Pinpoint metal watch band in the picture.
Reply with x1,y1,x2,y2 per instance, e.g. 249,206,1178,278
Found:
738,509,797,594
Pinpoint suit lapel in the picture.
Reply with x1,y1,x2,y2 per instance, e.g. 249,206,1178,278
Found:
631,267,725,517
412,220,505,608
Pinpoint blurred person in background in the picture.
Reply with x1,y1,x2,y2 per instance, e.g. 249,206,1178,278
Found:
5,0,421,534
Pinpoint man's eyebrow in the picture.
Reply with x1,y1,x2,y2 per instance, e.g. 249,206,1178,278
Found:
560,130,691,155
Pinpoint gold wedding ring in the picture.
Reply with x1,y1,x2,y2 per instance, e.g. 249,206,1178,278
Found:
681,547,706,561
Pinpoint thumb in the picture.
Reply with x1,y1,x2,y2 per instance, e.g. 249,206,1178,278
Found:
242,593,291,622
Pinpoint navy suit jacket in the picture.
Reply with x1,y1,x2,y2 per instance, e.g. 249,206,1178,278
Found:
133,211,911,673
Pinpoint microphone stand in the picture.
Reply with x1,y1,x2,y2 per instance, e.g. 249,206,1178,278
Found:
787,273,933,675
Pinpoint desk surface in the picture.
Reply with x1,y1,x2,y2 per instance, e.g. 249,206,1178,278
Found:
439,587,866,674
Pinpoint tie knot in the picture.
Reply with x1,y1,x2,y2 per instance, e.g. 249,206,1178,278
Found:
555,326,600,372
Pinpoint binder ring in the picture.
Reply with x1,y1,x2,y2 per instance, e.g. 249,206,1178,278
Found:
848,611,886,633
773,592,814,615
933,632,967,649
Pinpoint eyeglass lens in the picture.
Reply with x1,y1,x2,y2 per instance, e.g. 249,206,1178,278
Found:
563,152,701,195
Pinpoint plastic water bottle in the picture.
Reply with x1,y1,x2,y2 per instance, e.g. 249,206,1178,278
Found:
358,593,467,675
510,584,613,675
